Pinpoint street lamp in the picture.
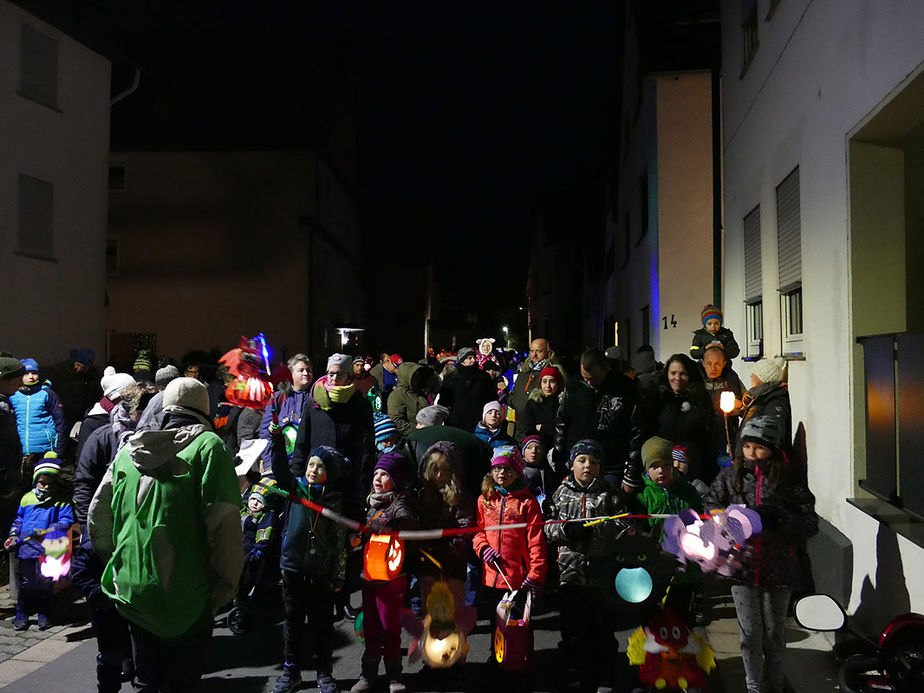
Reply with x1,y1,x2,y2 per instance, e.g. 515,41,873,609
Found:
502,325,509,348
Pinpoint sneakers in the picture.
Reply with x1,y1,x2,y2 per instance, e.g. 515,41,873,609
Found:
317,671,340,693
272,664,302,693
12,613,28,631
348,675,373,693
37,614,51,630
387,680,406,693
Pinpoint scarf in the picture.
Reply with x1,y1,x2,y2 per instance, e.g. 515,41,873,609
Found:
110,401,137,446
530,358,548,372
313,378,355,410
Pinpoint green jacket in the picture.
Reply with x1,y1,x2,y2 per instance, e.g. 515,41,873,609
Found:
387,362,431,437
89,422,243,639
637,475,704,535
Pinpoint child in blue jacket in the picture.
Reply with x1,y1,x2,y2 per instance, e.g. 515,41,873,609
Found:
4,457,74,631
11,359,66,485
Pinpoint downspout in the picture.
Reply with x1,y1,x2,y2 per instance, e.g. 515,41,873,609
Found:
110,69,141,107
711,67,723,307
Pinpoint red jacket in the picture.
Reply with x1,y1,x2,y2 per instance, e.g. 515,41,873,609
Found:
472,484,547,589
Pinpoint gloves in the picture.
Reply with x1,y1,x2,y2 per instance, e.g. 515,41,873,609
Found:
247,548,263,562
480,546,501,565
4,536,16,551
563,521,591,543
520,576,540,599
756,504,784,531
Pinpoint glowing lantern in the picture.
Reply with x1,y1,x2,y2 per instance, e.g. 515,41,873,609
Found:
363,534,405,581
420,580,469,668
39,529,72,581
614,567,654,604
719,390,735,414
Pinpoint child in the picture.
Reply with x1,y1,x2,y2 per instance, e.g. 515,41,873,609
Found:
239,478,279,597
703,415,817,693
353,452,417,693
690,304,740,361
473,401,515,449
544,439,629,691
472,446,546,659
415,442,477,639
373,412,403,456
4,456,74,631
270,438,347,693
637,437,704,538
11,358,66,483
520,435,546,501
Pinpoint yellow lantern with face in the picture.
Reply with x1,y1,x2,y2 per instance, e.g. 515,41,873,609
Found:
420,580,469,668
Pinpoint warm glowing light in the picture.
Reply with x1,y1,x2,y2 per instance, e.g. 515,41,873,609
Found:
719,390,735,413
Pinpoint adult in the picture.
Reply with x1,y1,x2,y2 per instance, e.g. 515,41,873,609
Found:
369,353,401,401
553,349,638,492
630,353,716,488
508,338,560,440
258,353,315,471
352,357,377,395
386,361,433,437
520,365,564,450
48,348,100,449
75,368,136,464
438,347,495,435
700,345,746,466
88,378,243,691
0,358,26,535
183,362,202,381
631,345,663,396
737,356,791,457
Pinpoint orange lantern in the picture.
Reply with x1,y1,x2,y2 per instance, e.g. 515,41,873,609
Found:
363,533,405,581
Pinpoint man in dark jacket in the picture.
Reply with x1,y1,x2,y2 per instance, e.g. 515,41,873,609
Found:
700,346,745,466
507,338,559,439
553,349,638,492
439,348,495,434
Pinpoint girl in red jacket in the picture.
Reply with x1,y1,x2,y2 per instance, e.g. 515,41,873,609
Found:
472,446,547,658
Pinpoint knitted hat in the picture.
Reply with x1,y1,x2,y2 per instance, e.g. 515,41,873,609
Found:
482,401,502,419
0,357,26,379
133,351,153,372
248,478,276,506
751,357,784,385
416,404,450,427
456,347,476,364
308,446,344,482
155,365,180,389
539,366,563,383
701,305,723,326
521,435,543,453
604,346,624,361
163,377,210,417
33,453,60,484
671,445,690,466
491,446,525,475
389,354,404,366
74,348,95,366
373,412,399,443
20,358,39,373
740,415,786,452
641,436,674,471
374,451,410,488
353,356,366,365
101,368,136,401
326,353,351,371
569,439,604,467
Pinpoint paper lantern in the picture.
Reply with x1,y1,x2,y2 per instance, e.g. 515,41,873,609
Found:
363,534,405,581
719,390,736,413
614,567,654,604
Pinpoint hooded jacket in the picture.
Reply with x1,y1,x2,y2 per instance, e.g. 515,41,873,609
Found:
88,416,244,639
737,381,792,456
387,362,432,437
439,363,496,435
636,475,704,535
11,383,66,456
690,326,740,361
9,489,74,560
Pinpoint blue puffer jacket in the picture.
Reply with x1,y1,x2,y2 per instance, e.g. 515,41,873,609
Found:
9,491,74,559
11,384,66,456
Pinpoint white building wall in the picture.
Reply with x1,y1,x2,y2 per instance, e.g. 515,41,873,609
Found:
721,0,924,618
0,1,110,364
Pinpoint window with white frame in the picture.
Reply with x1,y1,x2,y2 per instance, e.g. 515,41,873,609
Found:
776,166,803,353
743,204,763,359
19,24,58,109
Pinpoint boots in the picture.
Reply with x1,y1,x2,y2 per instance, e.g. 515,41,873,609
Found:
96,655,122,693
384,659,406,693
349,656,379,693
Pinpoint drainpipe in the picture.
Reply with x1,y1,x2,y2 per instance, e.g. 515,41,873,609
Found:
110,69,141,107
711,67,723,307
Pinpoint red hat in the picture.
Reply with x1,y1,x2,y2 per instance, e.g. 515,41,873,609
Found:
539,366,562,382
389,354,404,366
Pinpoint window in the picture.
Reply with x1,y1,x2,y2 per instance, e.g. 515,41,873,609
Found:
743,205,763,359
106,238,119,275
17,174,54,259
19,24,58,109
776,166,803,352
741,0,759,75
638,170,649,243
109,162,127,192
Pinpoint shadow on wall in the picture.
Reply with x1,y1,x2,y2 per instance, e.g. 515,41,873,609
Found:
852,524,911,637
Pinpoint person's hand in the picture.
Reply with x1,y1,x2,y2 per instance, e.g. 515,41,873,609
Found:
268,423,282,436
756,504,784,530
563,521,591,543
520,576,540,599
3,536,16,550
480,546,501,566
247,548,263,561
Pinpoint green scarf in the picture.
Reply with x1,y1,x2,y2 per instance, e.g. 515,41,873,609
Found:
313,379,355,410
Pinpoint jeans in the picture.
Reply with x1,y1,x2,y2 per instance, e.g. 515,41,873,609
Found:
129,610,212,692
731,584,791,693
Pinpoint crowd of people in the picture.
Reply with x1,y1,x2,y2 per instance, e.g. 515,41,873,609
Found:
0,304,816,693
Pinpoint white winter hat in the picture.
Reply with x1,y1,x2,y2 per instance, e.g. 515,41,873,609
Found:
101,368,136,401
751,357,784,385
163,377,210,416
326,353,351,371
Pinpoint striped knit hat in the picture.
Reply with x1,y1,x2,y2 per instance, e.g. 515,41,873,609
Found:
33,453,61,484
373,412,399,444
491,446,525,475
701,304,723,326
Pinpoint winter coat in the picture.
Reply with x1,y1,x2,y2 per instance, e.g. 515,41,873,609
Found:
271,437,346,587
259,389,312,442
47,361,99,430
440,363,496,434
690,326,740,361
73,424,118,525
737,381,792,456
472,481,547,589
387,362,432,437
9,490,74,560
507,357,562,439
241,507,278,556
88,418,244,639
0,395,22,496
702,366,746,457
363,490,417,582
636,475,704,535
369,364,398,399
553,369,638,486
75,401,111,462
520,394,559,449
405,425,492,499
630,384,717,484
702,459,817,590
544,475,628,587
11,383,66,456
289,388,375,505
473,422,516,449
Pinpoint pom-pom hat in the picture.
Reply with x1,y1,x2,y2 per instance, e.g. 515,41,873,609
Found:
701,304,723,326
373,412,399,443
